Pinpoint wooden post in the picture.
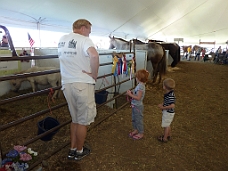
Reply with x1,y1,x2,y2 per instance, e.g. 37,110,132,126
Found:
130,39,132,53
0,142,2,167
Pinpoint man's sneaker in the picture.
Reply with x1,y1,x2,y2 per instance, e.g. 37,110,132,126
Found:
67,149,76,160
74,147,91,161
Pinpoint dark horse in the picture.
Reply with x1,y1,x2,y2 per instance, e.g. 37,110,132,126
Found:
148,40,180,67
192,45,203,55
109,36,166,83
130,39,180,67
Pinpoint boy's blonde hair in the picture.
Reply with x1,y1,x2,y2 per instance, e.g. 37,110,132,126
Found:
135,69,149,83
163,78,175,90
73,19,92,30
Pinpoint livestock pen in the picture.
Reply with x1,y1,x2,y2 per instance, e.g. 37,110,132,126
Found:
1,50,228,171
0,31,149,170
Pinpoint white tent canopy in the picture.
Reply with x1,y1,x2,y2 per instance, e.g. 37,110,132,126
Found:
0,0,228,45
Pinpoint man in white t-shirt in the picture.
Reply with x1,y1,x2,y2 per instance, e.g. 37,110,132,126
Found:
58,19,99,161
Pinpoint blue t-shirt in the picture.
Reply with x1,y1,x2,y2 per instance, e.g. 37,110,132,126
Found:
131,83,145,106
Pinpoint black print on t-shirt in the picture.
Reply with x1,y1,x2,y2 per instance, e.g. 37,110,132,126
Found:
58,42,65,48
68,39,77,49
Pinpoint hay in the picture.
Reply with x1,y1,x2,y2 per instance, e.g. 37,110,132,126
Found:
1,61,228,170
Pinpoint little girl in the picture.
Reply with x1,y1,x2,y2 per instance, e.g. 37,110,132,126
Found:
126,69,149,140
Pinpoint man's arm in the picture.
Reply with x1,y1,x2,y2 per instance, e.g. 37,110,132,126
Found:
87,47,99,81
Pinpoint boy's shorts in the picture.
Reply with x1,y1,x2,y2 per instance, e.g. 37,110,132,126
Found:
161,110,175,127
62,82,96,125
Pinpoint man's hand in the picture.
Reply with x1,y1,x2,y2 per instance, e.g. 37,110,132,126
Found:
82,70,97,81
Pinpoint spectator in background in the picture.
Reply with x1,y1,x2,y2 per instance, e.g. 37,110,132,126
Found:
19,48,30,62
194,47,202,61
187,46,191,61
222,48,226,56
223,49,228,64
19,48,29,56
201,48,206,60
214,46,222,63
1,35,9,47
216,46,222,58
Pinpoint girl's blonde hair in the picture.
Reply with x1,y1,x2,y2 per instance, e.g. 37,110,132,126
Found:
73,19,92,30
135,69,149,83
163,78,175,90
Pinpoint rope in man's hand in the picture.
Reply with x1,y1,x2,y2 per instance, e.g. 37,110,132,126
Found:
47,88,55,115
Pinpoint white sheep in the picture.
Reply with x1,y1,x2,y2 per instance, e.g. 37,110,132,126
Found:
10,66,61,98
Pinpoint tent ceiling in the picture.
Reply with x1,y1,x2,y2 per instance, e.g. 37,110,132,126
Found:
0,0,228,44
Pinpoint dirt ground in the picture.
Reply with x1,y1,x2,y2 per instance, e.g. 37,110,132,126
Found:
0,60,228,171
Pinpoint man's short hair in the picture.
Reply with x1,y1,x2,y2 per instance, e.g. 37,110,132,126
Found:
73,19,92,30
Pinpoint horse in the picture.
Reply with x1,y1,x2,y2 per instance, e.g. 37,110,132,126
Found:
192,45,203,55
182,45,191,53
181,45,192,57
203,52,215,62
109,36,166,83
109,36,131,50
10,66,61,98
133,39,180,67
158,42,180,67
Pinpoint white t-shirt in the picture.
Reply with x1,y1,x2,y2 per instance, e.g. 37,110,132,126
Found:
58,33,96,85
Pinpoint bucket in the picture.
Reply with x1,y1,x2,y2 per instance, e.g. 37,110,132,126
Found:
95,90,108,104
37,117,60,141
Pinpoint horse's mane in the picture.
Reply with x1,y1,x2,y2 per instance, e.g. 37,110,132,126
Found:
160,42,178,45
133,39,146,44
192,45,203,51
111,37,129,43
147,42,160,48
193,45,201,48
148,39,164,43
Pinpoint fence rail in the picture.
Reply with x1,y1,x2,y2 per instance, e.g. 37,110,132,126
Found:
0,52,136,170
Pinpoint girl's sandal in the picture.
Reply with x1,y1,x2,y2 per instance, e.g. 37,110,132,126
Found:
129,131,138,138
132,134,143,140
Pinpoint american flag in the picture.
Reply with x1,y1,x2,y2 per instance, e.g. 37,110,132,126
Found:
28,33,35,47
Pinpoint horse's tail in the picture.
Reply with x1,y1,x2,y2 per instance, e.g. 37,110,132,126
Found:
159,47,167,77
177,45,181,62
172,44,181,67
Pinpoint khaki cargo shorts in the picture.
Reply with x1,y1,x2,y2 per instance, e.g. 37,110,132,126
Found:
62,82,96,125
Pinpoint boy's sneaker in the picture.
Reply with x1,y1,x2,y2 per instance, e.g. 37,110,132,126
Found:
74,147,91,161
67,149,76,160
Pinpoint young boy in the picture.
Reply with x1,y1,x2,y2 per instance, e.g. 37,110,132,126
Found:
158,78,176,142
